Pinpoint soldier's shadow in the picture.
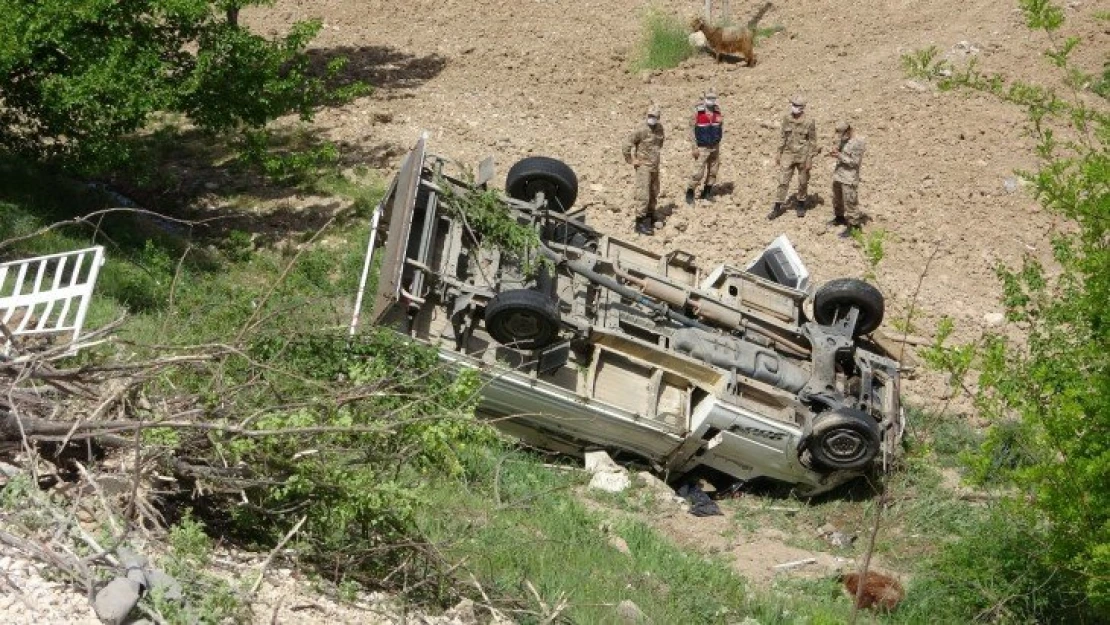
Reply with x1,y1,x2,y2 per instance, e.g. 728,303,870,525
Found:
658,201,679,219
714,181,736,196
801,193,827,211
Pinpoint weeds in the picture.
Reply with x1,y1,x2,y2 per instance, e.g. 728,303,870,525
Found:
851,227,887,282
900,46,952,80
634,9,694,71
754,25,785,42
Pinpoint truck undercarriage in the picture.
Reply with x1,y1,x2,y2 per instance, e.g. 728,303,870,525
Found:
352,135,904,496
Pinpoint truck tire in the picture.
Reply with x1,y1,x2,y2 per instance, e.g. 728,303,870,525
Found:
505,157,578,212
484,289,562,350
808,408,881,471
813,278,885,336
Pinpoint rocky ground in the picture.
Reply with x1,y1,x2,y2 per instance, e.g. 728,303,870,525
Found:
2,0,1104,622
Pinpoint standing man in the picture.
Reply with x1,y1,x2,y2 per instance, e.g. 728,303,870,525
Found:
768,94,818,220
828,120,867,238
623,103,665,235
686,87,723,205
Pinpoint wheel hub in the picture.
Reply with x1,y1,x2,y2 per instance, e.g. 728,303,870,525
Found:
823,430,866,461
504,312,540,338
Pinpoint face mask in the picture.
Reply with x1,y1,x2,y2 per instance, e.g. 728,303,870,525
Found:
646,116,658,126
791,105,803,115
706,99,718,108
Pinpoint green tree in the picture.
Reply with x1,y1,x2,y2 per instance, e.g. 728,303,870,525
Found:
0,0,364,172
921,1,1108,619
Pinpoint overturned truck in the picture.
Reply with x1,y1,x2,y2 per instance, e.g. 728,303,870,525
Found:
352,135,904,496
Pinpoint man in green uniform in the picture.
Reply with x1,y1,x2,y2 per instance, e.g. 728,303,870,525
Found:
828,120,867,238
768,94,818,220
623,104,665,235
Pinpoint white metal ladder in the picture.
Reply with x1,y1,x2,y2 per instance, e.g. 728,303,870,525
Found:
0,246,106,356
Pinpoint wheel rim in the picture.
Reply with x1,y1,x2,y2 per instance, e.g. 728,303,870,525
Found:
820,428,870,464
499,311,543,341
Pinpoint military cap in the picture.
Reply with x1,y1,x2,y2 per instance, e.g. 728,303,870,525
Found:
790,94,806,107
646,104,661,117
835,121,851,132
704,87,718,99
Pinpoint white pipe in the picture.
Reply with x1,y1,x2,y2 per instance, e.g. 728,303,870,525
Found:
347,204,384,340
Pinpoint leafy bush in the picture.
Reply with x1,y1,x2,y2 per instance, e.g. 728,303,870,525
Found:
0,1,367,173
917,1,1109,619
634,10,694,71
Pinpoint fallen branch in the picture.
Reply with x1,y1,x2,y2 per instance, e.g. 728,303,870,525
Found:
250,515,307,596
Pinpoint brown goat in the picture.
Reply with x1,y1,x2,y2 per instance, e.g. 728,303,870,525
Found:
840,571,906,611
691,17,757,66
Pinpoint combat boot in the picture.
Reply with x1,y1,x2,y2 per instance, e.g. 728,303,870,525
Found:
766,202,784,220
635,216,655,236
700,185,714,200
839,224,862,239
684,188,695,206
827,215,848,226
795,196,807,217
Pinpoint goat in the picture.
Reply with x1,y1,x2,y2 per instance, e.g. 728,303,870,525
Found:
690,17,757,66
840,571,906,612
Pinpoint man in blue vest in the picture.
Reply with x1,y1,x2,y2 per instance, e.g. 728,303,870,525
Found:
685,87,723,205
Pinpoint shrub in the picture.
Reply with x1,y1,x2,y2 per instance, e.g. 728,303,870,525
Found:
917,1,1109,619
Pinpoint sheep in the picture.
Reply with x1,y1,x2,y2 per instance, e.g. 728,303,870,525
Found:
840,571,906,611
690,17,757,66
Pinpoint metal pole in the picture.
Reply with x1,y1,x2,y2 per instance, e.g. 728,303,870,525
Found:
347,204,384,340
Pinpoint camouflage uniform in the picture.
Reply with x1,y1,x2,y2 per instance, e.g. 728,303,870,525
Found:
686,88,723,203
770,95,818,218
832,123,867,228
623,105,665,232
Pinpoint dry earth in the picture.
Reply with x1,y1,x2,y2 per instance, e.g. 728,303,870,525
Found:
3,1,1106,622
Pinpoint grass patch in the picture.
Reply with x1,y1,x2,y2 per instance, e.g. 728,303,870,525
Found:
754,25,786,41
633,10,694,71
420,448,792,623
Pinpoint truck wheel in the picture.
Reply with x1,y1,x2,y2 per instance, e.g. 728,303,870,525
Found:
813,278,885,336
484,289,562,350
506,157,578,212
808,408,881,472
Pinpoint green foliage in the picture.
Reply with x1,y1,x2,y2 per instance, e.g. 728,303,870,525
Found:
234,127,341,185
419,449,784,623
754,25,786,42
905,507,1092,623
851,227,886,281
919,316,978,393
0,1,367,173
634,9,694,71
900,46,952,80
438,175,548,276
153,514,246,624
917,2,1110,619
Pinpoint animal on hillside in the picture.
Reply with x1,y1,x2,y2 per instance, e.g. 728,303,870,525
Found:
690,17,756,66
840,571,906,611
